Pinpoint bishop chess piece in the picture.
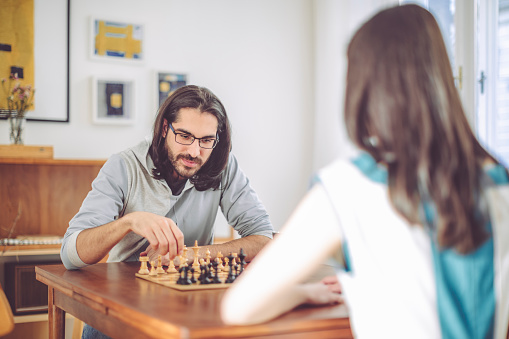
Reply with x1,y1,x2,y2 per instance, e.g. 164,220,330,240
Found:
156,255,165,274
192,240,200,271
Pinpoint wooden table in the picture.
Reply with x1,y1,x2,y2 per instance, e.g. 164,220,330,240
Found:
36,262,353,338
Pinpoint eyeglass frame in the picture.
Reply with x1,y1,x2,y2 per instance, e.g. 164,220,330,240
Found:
168,123,220,149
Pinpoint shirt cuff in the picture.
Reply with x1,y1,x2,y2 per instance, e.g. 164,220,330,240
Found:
65,230,88,269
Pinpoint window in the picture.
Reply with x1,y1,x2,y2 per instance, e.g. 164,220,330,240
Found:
477,0,509,166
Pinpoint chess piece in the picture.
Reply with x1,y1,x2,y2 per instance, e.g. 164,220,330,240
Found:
211,260,223,284
149,261,157,276
182,245,189,267
156,255,165,274
225,253,236,283
232,253,238,272
205,248,211,264
222,257,230,272
189,267,197,284
199,260,211,285
176,266,192,285
192,240,200,271
216,252,224,270
166,258,177,274
138,255,149,275
238,248,247,274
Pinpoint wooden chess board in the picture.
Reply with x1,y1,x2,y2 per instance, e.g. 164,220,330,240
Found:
135,242,247,291
135,269,233,291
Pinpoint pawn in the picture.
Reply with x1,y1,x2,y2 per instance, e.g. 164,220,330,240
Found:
166,257,177,274
149,261,157,276
156,255,165,274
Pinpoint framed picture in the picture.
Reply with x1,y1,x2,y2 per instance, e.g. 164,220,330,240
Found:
90,17,144,63
92,77,134,125
0,0,70,122
156,71,187,110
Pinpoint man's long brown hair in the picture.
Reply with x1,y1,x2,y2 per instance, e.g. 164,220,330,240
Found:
149,85,231,191
344,4,500,254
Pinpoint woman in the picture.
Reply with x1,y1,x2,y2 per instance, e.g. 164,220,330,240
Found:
220,4,509,338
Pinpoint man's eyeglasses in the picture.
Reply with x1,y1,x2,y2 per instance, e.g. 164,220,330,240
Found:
168,124,219,149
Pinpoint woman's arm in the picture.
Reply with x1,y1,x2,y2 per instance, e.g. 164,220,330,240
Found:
220,184,343,325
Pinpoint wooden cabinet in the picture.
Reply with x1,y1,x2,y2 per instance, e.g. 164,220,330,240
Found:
0,156,105,322
0,158,105,240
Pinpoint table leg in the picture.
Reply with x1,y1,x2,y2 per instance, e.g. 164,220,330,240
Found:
48,286,65,339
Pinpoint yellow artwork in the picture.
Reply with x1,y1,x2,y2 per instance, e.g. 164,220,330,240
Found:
0,0,35,110
94,20,142,60
110,93,122,108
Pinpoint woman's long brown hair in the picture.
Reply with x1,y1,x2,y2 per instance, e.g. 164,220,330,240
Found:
344,4,498,254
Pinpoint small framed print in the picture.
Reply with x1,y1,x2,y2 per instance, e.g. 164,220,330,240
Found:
90,17,144,64
92,77,135,125
156,71,187,109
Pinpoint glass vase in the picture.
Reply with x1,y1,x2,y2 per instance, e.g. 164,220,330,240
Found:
8,115,26,145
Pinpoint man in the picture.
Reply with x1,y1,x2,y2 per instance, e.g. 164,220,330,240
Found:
61,85,274,271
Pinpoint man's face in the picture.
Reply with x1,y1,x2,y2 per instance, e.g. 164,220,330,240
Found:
163,108,219,179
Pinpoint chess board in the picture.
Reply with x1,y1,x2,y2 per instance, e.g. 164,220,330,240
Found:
135,269,233,291
135,242,247,291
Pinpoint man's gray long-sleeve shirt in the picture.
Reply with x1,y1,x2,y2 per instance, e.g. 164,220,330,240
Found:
61,139,273,270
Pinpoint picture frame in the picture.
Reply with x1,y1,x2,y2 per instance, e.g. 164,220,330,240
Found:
92,77,135,125
0,0,70,122
156,71,187,110
90,17,144,64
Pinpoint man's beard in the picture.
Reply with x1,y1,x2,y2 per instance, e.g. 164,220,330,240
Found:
167,145,203,179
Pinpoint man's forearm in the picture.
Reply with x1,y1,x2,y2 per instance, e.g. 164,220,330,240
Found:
185,234,271,264
76,218,130,265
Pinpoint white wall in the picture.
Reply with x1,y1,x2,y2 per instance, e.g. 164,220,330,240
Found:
0,0,401,233
312,0,398,173
0,0,314,232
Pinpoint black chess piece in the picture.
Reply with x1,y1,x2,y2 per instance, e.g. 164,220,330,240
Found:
225,253,236,283
190,267,197,284
238,248,247,274
199,262,211,284
176,266,192,285
211,260,222,284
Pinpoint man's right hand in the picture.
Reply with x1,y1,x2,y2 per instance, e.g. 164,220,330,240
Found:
126,211,184,259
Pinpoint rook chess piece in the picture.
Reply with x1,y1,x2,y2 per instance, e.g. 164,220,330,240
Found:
138,255,149,275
